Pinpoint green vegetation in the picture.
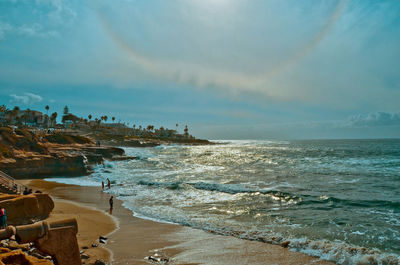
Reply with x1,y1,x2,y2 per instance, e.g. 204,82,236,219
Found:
0,104,210,146
44,133,93,145
0,143,11,158
0,126,47,157
0,126,94,159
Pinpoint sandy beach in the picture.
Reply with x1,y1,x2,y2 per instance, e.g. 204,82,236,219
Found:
22,179,336,265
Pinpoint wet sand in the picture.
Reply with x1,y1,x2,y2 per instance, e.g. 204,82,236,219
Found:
24,179,335,265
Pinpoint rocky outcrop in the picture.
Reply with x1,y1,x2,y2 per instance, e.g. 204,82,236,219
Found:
104,139,160,148
0,154,87,179
0,193,54,225
0,145,125,179
80,146,124,159
0,248,53,265
110,155,137,161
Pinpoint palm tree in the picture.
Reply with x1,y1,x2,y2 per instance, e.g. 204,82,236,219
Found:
24,108,32,125
0,105,6,113
112,117,115,123
11,106,20,125
50,112,57,127
104,115,108,123
88,114,92,120
176,123,178,132
45,105,49,115
184,125,189,137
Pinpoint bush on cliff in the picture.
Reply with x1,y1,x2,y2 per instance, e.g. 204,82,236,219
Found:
0,143,11,158
15,136,47,154
0,126,48,157
44,133,93,145
0,127,16,146
15,128,35,141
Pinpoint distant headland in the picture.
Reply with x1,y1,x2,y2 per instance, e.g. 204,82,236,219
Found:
0,104,212,178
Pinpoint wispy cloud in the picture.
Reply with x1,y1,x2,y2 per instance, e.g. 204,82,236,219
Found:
0,21,59,39
16,23,59,38
0,0,75,40
96,0,347,98
10,92,43,105
346,112,400,127
0,21,12,39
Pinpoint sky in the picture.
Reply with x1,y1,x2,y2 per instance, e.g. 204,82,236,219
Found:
1,0,400,139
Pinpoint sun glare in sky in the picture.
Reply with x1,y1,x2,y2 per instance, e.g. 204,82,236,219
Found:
1,0,400,139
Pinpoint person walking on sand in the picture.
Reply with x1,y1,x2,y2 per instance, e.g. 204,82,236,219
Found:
107,178,111,189
102,181,104,190
0,208,7,229
109,196,114,214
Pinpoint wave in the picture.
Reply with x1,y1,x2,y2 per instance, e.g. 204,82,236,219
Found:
137,180,182,190
299,196,400,210
136,180,400,211
121,198,400,265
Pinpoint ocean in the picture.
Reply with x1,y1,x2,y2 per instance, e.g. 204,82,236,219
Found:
47,139,400,264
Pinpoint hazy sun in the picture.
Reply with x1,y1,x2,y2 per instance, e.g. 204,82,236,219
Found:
192,0,231,9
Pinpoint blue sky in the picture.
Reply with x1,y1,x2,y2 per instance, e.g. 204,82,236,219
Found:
1,0,400,139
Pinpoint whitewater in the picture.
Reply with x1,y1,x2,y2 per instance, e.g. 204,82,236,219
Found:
47,139,400,264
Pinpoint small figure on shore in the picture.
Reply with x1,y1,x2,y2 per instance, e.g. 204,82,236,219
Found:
107,178,111,189
23,187,29,195
0,208,7,229
102,181,104,190
109,196,114,214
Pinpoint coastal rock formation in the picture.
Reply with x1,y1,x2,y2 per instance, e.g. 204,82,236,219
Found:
0,193,54,225
0,248,53,265
0,154,87,179
0,145,125,179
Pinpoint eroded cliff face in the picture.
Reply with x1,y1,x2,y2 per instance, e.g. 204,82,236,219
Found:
0,145,125,179
0,127,127,179
0,154,87,179
0,193,54,225
0,248,53,265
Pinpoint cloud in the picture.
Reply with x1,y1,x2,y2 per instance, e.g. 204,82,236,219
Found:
96,0,347,99
0,21,13,39
346,112,400,127
0,21,59,39
0,0,74,39
16,23,59,38
10,93,43,105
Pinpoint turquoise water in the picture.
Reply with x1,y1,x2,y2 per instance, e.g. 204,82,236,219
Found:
49,139,400,264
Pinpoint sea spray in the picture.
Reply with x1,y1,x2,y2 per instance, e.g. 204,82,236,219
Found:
47,139,400,264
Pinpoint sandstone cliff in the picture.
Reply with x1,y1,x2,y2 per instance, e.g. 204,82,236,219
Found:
0,127,127,179
0,193,54,225
0,145,125,179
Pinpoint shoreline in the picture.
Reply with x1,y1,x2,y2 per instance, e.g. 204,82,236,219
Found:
23,179,335,265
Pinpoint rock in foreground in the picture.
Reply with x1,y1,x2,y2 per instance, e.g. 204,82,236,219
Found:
0,193,54,225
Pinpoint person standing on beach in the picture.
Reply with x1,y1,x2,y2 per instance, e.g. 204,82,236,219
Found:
102,181,104,190
109,196,114,214
0,208,6,229
107,178,111,189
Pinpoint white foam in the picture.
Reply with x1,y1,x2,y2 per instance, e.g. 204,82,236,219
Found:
44,177,100,187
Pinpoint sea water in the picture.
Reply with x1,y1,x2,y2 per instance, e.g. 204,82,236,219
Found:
47,139,400,264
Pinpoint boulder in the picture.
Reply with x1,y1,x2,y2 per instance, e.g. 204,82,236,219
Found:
0,249,53,265
0,193,54,225
0,154,88,179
